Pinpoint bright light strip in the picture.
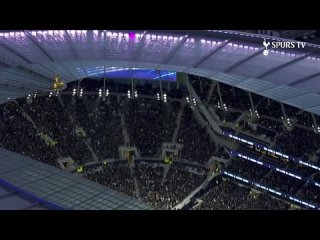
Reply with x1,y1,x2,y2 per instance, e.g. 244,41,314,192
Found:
236,151,308,182
223,171,317,208
275,168,301,180
298,160,320,171
289,196,316,209
227,133,254,145
237,153,263,165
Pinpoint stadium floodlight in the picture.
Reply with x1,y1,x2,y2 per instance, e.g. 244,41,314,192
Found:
163,93,167,102
312,125,320,134
193,98,196,106
223,103,228,111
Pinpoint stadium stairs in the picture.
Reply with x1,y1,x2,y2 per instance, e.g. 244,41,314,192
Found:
13,100,62,158
192,106,238,157
120,110,130,146
192,107,218,152
172,101,186,143
130,166,141,200
172,172,220,210
13,100,37,129
58,96,99,163
207,105,221,123
186,78,222,135
206,81,217,103
161,164,171,185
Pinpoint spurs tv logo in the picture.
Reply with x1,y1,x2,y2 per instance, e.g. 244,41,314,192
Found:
263,38,270,56
262,38,306,56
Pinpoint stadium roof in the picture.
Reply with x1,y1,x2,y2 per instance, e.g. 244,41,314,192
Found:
1,30,320,115
0,148,153,210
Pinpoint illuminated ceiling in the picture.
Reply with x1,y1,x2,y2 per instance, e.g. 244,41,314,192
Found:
0,30,320,115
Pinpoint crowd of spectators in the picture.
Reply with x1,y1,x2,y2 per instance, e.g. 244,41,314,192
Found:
134,162,206,209
236,192,289,210
177,107,216,164
199,180,250,210
276,128,320,158
84,161,136,197
199,179,290,210
0,101,59,167
20,97,93,164
62,95,124,160
82,161,206,209
124,98,178,157
1,76,320,210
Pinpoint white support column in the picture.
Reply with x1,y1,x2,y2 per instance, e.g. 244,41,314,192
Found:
248,92,255,111
217,82,223,106
281,103,288,120
159,70,163,99
311,113,320,133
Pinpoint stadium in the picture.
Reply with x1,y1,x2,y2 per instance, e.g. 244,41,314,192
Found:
1,30,320,210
